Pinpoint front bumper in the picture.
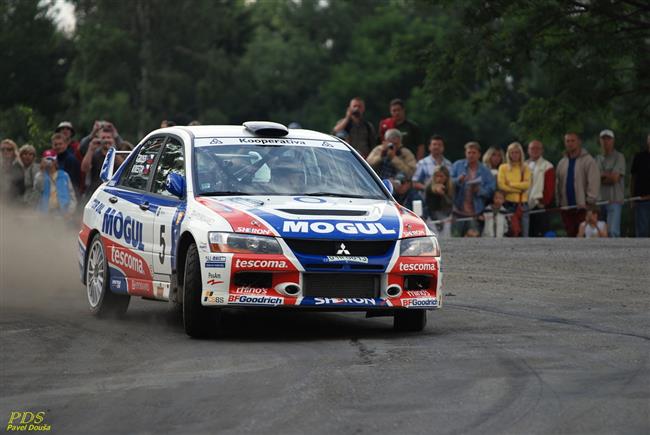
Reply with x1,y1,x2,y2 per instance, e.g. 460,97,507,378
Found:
199,251,442,310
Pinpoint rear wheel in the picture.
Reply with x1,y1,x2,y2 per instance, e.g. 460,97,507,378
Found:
393,310,427,332
183,243,219,338
86,234,130,317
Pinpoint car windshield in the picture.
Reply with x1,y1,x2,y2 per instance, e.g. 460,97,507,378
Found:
193,139,386,199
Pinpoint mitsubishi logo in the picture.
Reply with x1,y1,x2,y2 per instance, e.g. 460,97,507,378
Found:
336,243,350,255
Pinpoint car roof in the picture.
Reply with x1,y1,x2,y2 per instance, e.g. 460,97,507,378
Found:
153,125,337,142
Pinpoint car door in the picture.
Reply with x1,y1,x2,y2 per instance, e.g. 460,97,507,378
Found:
149,136,186,281
106,136,166,297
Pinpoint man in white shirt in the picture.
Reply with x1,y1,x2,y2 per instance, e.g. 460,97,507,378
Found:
412,135,452,192
526,140,555,236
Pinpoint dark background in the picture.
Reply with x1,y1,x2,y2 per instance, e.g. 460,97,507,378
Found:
1,0,648,162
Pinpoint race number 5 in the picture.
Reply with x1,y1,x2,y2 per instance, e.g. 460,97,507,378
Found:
159,225,166,264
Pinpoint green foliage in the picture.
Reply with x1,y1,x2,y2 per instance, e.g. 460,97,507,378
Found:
1,0,647,161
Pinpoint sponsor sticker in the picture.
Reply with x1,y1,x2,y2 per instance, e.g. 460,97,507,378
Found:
293,197,326,204
315,297,377,306
111,279,122,289
207,272,221,279
110,247,145,274
234,287,269,294
102,207,144,250
234,259,288,269
205,255,227,268
324,256,369,264
398,262,436,272
204,291,225,304
406,290,430,297
90,199,105,215
206,279,224,285
228,294,283,305
206,261,226,268
129,280,150,292
402,229,427,238
235,226,272,235
238,138,306,145
282,221,396,235
402,298,438,308
155,283,166,299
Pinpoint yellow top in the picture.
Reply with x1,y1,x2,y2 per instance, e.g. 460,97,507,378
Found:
497,163,531,203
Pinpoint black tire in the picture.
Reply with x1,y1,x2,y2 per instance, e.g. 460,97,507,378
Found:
182,243,218,338
393,310,427,332
86,234,130,317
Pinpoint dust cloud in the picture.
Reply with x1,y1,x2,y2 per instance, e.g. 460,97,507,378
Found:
0,206,84,311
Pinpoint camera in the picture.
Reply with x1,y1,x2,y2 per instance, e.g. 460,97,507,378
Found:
388,143,395,150
351,109,361,117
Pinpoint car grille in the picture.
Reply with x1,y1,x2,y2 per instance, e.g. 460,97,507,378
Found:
285,239,394,256
302,273,380,298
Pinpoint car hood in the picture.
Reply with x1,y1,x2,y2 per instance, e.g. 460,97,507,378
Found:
195,195,428,240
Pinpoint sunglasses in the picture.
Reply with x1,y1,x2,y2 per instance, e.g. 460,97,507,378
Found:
1,147,14,152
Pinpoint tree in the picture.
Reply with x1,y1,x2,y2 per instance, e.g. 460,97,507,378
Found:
420,0,650,155
0,0,73,145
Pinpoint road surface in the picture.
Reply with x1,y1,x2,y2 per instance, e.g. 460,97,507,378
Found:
1,219,649,434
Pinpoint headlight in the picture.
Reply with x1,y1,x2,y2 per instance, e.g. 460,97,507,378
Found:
399,236,440,257
208,232,282,254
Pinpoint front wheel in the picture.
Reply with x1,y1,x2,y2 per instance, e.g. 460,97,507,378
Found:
393,310,427,332
86,234,130,317
183,243,219,338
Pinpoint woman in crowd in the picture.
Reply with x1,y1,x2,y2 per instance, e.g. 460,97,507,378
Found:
425,166,454,237
0,138,25,204
18,144,40,207
35,150,77,220
497,142,531,237
482,146,503,178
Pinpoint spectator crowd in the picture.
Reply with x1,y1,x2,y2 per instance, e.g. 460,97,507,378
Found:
1,99,649,238
336,97,650,238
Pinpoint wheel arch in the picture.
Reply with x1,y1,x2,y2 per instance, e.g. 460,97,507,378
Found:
175,231,197,289
82,229,102,285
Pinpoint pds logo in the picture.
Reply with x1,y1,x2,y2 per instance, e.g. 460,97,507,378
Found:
6,411,51,432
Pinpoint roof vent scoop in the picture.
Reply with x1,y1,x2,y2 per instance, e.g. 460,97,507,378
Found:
243,121,289,137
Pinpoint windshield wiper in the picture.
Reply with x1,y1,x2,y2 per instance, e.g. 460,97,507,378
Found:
303,192,367,198
200,191,252,196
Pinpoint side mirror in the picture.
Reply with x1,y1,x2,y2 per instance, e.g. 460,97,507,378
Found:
165,172,185,198
100,147,116,182
382,178,394,195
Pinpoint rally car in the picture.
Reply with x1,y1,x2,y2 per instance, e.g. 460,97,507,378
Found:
79,122,442,337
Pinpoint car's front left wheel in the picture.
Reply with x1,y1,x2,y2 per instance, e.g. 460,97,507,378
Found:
86,234,130,317
183,242,219,338
393,309,427,332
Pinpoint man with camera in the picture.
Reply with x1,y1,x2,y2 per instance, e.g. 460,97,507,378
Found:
332,97,376,158
366,128,416,180
79,120,123,157
81,127,117,199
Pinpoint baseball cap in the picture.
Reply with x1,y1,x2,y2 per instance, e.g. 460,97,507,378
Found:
599,129,614,138
395,172,408,183
55,121,75,135
42,149,57,160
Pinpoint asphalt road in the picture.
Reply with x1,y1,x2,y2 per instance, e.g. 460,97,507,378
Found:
1,220,649,434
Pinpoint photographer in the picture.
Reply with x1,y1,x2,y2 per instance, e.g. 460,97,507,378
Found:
366,129,416,180
81,127,117,199
332,97,376,158
79,120,123,156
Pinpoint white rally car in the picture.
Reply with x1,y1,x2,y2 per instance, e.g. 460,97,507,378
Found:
79,122,442,337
